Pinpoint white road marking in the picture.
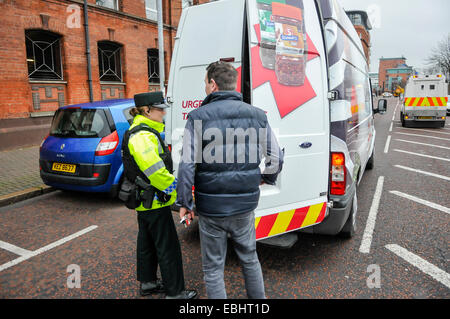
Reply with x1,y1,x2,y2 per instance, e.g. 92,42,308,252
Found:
384,135,391,154
399,128,450,136
385,244,450,289
393,149,450,162
394,139,450,150
389,191,450,214
0,225,98,273
359,176,384,254
389,122,393,132
394,165,450,181
0,241,32,257
395,132,450,141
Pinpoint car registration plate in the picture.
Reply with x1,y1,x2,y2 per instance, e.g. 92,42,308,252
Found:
52,162,76,173
418,116,433,119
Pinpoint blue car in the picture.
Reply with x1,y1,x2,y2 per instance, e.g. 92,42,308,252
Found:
40,99,137,196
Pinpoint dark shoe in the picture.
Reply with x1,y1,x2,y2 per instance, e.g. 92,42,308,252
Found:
165,289,198,299
140,280,165,296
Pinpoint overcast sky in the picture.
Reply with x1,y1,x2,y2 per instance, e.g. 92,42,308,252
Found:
339,0,450,73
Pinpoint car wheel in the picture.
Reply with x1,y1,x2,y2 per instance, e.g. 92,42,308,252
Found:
339,192,357,239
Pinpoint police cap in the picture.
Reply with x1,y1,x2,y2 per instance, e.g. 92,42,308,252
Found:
134,91,169,109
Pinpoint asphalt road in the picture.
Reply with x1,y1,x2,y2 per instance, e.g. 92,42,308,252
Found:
0,97,448,299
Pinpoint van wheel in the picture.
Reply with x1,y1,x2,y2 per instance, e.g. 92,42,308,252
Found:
400,112,405,127
366,149,374,170
339,192,357,239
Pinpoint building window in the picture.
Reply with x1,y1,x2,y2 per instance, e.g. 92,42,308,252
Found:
98,41,123,82
25,30,63,81
96,0,119,10
145,0,157,21
148,49,160,84
348,13,362,26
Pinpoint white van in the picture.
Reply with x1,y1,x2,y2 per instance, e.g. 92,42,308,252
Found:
166,0,385,247
400,74,447,127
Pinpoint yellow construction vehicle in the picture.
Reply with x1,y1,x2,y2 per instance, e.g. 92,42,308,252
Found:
393,85,404,97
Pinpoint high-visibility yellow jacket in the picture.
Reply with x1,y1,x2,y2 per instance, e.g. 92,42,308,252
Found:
127,115,176,211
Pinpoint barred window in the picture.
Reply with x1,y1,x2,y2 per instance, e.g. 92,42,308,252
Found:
98,41,123,82
148,49,160,84
25,30,63,80
96,0,119,10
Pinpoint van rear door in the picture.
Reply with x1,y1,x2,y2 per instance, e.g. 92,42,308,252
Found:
247,0,330,240
166,0,245,152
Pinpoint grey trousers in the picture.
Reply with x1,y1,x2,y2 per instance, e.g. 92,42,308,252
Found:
198,211,266,299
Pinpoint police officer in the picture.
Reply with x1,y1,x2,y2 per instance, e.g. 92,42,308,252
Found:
123,91,197,299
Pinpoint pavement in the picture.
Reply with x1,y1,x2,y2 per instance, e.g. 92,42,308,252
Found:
0,145,54,207
0,116,55,206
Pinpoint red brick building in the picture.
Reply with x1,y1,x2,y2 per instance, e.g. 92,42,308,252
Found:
378,57,413,92
0,0,208,120
346,10,372,66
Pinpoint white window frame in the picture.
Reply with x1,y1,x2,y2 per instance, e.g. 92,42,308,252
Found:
145,0,157,21
96,0,119,11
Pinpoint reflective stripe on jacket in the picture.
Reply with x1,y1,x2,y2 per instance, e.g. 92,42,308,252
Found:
128,115,176,211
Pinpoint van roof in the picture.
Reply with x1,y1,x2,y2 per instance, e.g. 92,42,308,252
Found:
60,99,134,110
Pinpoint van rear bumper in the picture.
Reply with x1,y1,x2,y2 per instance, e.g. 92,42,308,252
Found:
301,182,356,235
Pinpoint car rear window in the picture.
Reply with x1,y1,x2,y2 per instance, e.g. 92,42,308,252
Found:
50,108,112,138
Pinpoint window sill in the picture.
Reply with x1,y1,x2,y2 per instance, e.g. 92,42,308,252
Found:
29,80,67,84
100,82,126,85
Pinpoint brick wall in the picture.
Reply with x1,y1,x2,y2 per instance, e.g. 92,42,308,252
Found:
378,58,406,92
354,25,370,66
0,0,210,119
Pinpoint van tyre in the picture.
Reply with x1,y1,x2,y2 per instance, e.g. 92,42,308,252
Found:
366,149,374,170
400,112,405,127
339,192,357,239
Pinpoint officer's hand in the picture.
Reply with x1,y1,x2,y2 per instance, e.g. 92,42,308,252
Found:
180,207,194,221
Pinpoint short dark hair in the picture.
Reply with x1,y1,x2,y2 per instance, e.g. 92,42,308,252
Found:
206,61,238,91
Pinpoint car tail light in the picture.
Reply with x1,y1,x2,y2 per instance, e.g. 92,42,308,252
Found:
95,130,119,156
330,152,346,195
40,134,49,151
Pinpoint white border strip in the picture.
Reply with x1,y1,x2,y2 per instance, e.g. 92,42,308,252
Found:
359,176,384,254
394,165,450,181
395,132,450,141
394,139,450,150
0,241,32,257
384,136,391,154
390,191,450,214
399,128,450,136
0,225,98,273
393,149,450,162
385,244,450,289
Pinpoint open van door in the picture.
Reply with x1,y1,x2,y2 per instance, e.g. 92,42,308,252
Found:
166,0,245,150
247,0,330,241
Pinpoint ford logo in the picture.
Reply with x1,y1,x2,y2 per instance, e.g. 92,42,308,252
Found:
300,142,312,149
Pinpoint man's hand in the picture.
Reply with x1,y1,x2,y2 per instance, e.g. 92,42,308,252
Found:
180,207,195,222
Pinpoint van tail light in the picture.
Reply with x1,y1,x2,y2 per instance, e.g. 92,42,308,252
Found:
40,134,49,152
168,144,172,152
95,130,119,156
330,152,346,195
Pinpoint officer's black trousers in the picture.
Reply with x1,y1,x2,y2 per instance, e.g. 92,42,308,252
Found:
136,206,185,296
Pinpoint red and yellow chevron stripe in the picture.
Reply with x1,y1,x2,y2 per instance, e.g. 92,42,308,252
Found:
404,97,448,107
255,202,327,239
